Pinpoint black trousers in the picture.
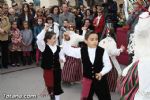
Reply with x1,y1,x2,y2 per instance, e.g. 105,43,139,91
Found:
46,68,63,96
87,78,111,100
0,40,9,68
11,51,21,64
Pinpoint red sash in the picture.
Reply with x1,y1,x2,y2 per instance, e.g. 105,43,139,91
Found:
81,77,92,100
43,69,54,88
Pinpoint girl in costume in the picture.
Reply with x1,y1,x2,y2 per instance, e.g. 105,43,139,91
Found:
62,23,85,85
99,34,125,92
121,3,150,100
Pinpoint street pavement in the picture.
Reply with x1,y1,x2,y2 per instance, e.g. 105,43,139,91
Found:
0,65,120,100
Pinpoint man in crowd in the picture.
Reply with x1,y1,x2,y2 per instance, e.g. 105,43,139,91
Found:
59,3,75,27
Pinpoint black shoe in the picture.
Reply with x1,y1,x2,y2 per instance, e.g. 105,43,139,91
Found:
50,95,55,100
16,63,20,67
11,64,16,67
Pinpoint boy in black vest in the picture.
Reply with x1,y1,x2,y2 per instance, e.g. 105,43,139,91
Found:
63,30,112,100
36,23,65,100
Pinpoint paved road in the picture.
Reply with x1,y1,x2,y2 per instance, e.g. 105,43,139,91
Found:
0,66,120,100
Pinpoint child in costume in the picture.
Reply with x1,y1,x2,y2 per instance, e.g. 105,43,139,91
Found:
63,30,112,100
37,23,65,100
99,34,125,92
121,4,150,100
62,23,85,85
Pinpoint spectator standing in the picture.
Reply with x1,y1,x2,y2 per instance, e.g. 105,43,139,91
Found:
0,6,11,69
8,8,19,23
12,3,21,15
93,7,105,41
59,19,69,45
33,17,44,66
49,6,60,24
83,9,93,21
59,3,75,27
18,3,34,30
2,4,9,16
9,21,22,67
21,21,33,65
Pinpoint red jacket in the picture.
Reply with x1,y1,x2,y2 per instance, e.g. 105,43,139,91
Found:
93,15,105,33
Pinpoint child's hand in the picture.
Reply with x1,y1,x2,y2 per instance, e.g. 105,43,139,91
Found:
95,73,102,80
63,32,70,41
120,45,125,52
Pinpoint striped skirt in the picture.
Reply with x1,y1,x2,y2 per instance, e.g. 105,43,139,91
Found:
120,61,139,100
62,56,82,82
107,58,118,92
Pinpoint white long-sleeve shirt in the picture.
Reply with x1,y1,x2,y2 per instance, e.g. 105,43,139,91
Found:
36,29,66,62
62,42,112,76
99,36,123,76
62,30,86,46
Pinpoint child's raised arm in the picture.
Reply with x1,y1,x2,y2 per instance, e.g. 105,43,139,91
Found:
36,29,46,52
76,29,87,42
36,23,49,52
62,41,81,59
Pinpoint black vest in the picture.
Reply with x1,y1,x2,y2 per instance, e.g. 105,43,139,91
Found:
81,46,104,79
41,44,60,69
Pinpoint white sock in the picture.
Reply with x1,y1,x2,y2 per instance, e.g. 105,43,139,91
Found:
55,95,60,100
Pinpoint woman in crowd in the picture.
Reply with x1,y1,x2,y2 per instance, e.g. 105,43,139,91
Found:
18,3,34,30
49,5,60,24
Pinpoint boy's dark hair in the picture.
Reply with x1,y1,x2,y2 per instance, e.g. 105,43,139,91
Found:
46,17,54,23
85,30,97,40
44,31,56,42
